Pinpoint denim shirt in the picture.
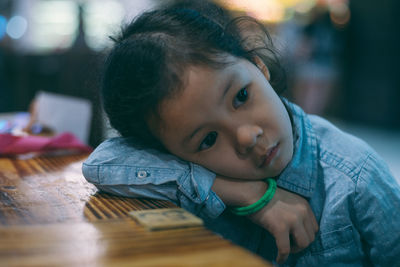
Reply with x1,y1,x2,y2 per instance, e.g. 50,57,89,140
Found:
83,102,400,266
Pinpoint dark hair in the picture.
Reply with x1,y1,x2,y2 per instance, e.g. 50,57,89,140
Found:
102,0,286,149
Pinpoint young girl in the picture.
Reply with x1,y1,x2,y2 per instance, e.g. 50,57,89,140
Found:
82,1,400,265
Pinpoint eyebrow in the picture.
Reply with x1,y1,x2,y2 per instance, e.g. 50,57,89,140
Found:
181,123,204,152
219,73,235,105
183,73,236,149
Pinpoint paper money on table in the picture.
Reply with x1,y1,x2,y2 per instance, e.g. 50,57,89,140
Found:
128,208,203,231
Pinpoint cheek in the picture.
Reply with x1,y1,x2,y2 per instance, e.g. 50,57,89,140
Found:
193,147,230,174
278,137,293,167
197,152,256,179
158,133,190,161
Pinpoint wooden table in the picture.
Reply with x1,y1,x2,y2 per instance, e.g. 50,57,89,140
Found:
0,153,271,266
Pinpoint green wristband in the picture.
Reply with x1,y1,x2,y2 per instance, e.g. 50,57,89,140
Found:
230,178,277,216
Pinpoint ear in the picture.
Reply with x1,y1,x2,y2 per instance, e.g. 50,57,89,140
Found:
253,56,270,81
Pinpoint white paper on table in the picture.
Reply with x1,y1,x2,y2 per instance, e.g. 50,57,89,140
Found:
35,91,92,144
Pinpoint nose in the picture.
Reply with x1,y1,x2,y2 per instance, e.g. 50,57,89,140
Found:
236,125,263,154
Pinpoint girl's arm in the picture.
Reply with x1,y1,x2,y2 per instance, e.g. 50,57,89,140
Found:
353,153,400,265
83,137,318,263
213,177,318,264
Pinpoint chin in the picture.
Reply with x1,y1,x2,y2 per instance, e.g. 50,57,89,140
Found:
267,167,283,178
225,170,265,180
270,153,291,177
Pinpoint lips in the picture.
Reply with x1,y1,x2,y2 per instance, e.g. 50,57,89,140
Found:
259,143,279,168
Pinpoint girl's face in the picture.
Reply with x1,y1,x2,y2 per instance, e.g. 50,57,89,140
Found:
149,57,293,180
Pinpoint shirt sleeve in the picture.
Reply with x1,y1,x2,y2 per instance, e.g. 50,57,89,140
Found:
354,152,400,266
82,137,226,219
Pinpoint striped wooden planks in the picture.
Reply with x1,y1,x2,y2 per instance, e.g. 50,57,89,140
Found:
1,220,269,267
0,154,174,225
0,153,271,266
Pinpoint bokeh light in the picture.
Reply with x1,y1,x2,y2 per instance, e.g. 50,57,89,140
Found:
83,0,124,51
30,0,78,52
220,0,286,23
329,2,350,28
220,0,349,26
6,15,27,39
0,15,7,40
294,0,317,14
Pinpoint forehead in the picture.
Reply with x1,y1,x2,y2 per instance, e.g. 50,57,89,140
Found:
151,61,237,142
160,60,241,120
158,66,225,129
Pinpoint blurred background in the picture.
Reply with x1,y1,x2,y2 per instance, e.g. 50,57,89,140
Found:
0,0,398,179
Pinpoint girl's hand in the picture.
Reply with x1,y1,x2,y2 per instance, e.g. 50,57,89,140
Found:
212,177,318,264
248,187,318,264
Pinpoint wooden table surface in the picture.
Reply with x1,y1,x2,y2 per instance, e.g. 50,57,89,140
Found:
0,153,271,267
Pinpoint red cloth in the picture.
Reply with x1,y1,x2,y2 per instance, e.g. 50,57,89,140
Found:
0,133,92,155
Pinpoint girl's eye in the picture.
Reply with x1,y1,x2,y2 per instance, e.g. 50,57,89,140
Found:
233,87,248,108
199,131,218,151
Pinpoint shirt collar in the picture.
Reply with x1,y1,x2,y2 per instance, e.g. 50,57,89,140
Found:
276,99,318,198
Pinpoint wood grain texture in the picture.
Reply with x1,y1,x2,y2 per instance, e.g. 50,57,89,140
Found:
0,154,271,266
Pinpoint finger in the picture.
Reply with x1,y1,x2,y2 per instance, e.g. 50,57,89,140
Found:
290,235,302,254
290,223,310,251
275,230,291,264
304,217,316,244
290,245,302,254
308,208,319,233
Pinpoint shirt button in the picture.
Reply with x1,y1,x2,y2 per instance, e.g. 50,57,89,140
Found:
137,170,148,178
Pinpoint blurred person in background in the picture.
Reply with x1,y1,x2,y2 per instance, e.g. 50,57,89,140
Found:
290,8,342,115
